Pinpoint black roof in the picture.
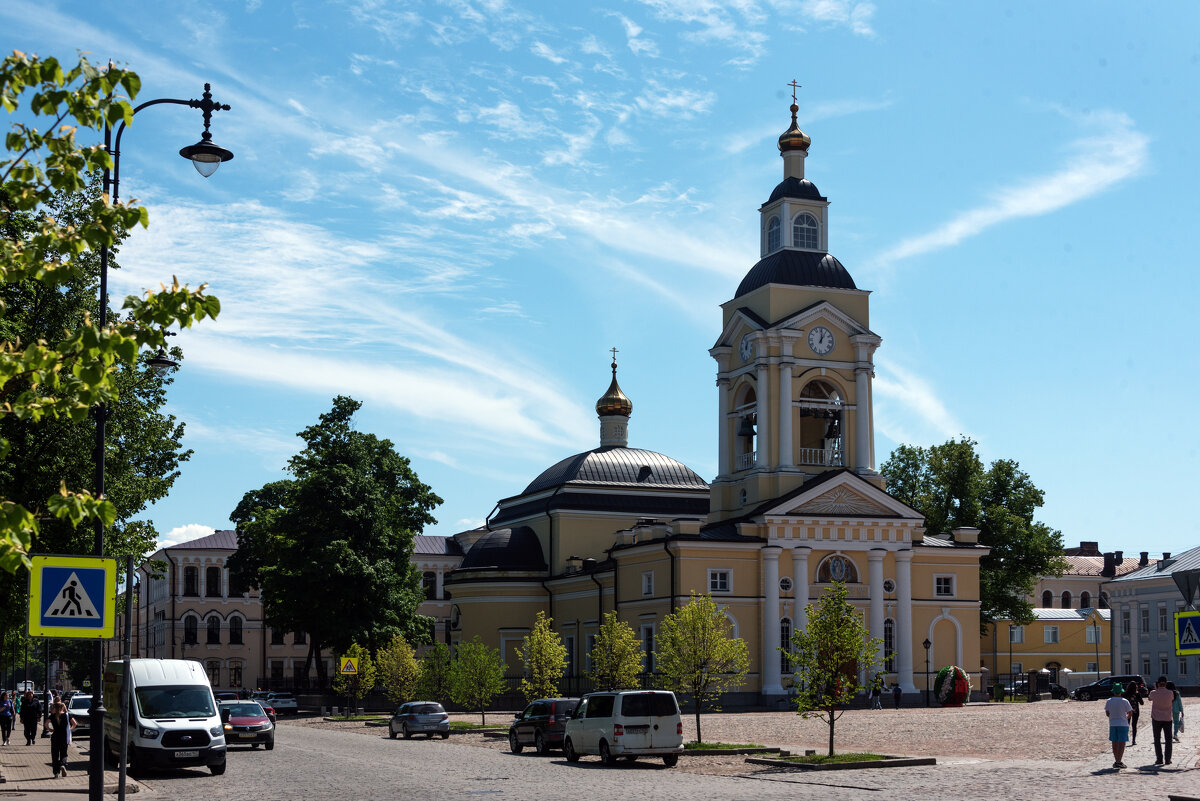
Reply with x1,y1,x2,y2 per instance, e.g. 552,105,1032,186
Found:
491,492,708,529
766,176,826,203
523,447,708,495
735,249,857,298
458,526,546,571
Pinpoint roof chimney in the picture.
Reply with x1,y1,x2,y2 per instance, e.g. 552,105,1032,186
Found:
1140,551,1150,567
1114,551,1124,565
1080,541,1099,555
1101,552,1115,578
1164,552,1172,560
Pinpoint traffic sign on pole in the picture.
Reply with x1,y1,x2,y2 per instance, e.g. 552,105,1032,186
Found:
340,657,359,675
1175,610,1200,656
27,555,117,639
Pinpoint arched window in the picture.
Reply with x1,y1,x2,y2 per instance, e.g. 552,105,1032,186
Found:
766,216,781,252
780,618,793,674
1061,591,1072,609
1099,592,1110,609
734,384,757,471
229,616,243,645
183,615,198,645
183,566,198,597
205,566,222,597
816,554,859,583
206,660,221,686
206,615,221,644
1041,590,1053,608
423,571,437,600
797,380,843,467
883,618,896,672
792,212,818,249
1080,591,1092,609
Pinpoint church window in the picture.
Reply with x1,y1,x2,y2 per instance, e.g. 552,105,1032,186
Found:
1060,591,1072,609
183,566,199,597
766,216,780,251
205,566,222,597
934,575,955,598
206,660,220,686
642,571,654,596
816,555,858,583
183,615,198,645
1041,590,1053,607
708,569,731,593
781,618,793,674
641,624,656,672
796,380,843,468
1080,591,1091,608
207,615,221,644
792,212,818,249
883,618,895,672
734,385,757,471
229,616,243,645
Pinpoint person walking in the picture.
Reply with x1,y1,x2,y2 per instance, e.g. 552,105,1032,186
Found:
1123,681,1144,746
892,683,902,709
1105,681,1133,769
1168,681,1184,742
46,697,75,778
18,690,41,746
1148,676,1174,765
0,691,13,745
870,675,884,710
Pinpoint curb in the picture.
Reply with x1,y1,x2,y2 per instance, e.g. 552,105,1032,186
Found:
682,746,784,756
745,755,937,770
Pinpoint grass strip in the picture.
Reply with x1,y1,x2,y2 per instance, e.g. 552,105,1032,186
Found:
775,752,889,764
685,741,764,750
449,721,507,731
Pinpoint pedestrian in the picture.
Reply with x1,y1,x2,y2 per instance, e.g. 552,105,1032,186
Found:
47,697,75,778
1168,681,1184,742
0,691,13,745
870,674,883,709
1123,680,1144,745
1105,681,1133,769
891,683,902,709
18,690,41,746
1148,676,1174,766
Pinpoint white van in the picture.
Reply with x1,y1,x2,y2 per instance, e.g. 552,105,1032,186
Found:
102,659,226,775
563,690,684,767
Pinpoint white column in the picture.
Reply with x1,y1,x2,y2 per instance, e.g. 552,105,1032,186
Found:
854,366,871,470
781,200,792,245
868,548,886,671
778,361,793,468
1126,602,1138,675
435,567,444,601
793,546,811,633
895,548,916,693
717,376,730,478
762,546,783,695
755,361,769,468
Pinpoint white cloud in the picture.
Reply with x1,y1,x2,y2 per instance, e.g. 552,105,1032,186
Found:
874,108,1148,269
157,524,216,551
634,80,715,119
724,96,895,154
636,0,768,65
611,12,660,56
798,0,877,37
873,360,965,445
531,41,567,64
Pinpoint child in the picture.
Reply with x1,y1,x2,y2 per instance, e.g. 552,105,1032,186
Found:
1105,682,1133,769
47,698,75,778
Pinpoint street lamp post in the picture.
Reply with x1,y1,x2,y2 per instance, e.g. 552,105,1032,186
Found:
923,638,932,707
90,82,232,801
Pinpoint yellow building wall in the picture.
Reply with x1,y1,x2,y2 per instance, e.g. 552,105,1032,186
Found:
980,616,1110,676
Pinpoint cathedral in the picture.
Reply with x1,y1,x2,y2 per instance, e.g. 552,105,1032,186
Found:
444,98,988,702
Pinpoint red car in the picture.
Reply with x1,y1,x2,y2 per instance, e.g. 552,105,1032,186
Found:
219,701,275,750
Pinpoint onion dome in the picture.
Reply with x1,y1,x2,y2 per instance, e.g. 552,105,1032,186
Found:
595,357,632,417
778,103,811,153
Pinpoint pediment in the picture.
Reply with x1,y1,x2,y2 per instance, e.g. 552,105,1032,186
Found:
789,485,893,516
761,470,922,520
777,300,873,338
713,307,768,350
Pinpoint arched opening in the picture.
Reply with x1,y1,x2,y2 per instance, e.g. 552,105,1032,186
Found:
734,384,757,471
183,566,199,597
796,379,843,467
1099,592,1110,610
183,615,198,645
206,615,221,644
229,616,244,645
1061,590,1072,609
884,618,896,672
1041,590,1053,608
766,216,780,252
792,212,819,249
1080,591,1092,609
205,565,221,597
816,554,859,583
780,617,793,675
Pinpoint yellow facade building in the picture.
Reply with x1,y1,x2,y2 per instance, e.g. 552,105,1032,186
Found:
981,609,1111,680
445,100,990,703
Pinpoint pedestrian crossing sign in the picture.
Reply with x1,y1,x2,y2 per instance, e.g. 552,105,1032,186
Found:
27,554,117,639
340,657,359,675
1175,611,1200,656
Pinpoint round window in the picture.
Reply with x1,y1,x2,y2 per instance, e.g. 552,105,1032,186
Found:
779,577,793,592
883,578,896,593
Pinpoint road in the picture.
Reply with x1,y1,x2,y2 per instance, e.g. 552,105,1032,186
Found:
130,719,1197,801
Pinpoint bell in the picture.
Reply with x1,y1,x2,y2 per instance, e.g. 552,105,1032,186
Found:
736,417,757,438
824,420,840,439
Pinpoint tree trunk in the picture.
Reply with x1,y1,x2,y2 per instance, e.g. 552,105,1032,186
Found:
302,641,316,685
827,706,835,757
480,706,486,725
695,707,702,743
314,639,327,686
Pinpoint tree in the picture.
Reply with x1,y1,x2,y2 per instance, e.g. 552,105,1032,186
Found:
0,53,219,573
655,592,750,743
789,582,881,756
227,396,441,686
517,611,567,703
450,636,506,725
587,611,644,691
332,642,376,716
880,438,1067,627
375,634,420,706
416,641,453,703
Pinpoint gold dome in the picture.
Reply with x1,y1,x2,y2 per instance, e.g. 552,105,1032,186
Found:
596,358,633,417
778,103,811,153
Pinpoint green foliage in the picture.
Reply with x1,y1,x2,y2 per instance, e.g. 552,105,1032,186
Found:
789,582,881,757
880,438,1067,627
449,636,506,725
332,642,376,711
655,592,750,743
0,52,219,573
416,641,453,702
375,634,420,706
517,611,567,703
227,396,442,683
587,611,643,691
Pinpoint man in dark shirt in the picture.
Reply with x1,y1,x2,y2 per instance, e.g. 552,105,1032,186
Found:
18,690,42,745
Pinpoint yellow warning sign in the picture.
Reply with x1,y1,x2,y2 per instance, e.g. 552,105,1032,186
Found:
339,657,359,675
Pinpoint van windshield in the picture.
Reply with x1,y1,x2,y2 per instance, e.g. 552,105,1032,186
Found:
135,686,216,719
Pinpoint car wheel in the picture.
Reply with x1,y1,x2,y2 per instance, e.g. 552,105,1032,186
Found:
564,737,580,763
509,730,524,754
266,738,274,751
441,732,449,740
663,754,678,767
535,731,548,755
1077,691,1090,702
403,724,412,740
599,740,615,767
389,726,398,739
210,760,227,776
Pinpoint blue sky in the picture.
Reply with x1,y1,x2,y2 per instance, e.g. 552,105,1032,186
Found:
5,1,1198,557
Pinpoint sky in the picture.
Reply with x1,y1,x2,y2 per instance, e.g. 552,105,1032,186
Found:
4,1,1199,558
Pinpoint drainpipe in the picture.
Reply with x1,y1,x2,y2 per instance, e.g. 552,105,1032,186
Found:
541,485,564,622
662,538,677,613
165,551,178,659
589,569,603,621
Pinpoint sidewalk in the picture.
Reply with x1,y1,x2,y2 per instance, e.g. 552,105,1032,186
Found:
0,732,147,794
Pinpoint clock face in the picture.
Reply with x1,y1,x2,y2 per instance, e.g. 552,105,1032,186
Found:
808,325,835,356
739,334,754,362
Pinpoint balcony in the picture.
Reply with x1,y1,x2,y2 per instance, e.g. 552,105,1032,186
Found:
736,452,756,470
797,447,843,467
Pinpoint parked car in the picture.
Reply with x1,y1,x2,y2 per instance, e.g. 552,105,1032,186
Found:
508,697,580,755
215,692,240,702
265,692,299,715
218,701,275,750
259,701,277,724
389,702,450,739
67,693,92,737
1048,682,1070,700
1072,674,1146,702
563,690,684,767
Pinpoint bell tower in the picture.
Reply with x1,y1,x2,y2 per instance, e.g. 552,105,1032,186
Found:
709,88,882,524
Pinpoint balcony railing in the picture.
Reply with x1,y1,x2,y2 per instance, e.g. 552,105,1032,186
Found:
797,446,843,467
736,452,756,470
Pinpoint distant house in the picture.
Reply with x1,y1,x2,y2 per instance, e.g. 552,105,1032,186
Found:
413,531,477,646
1107,543,1199,685
982,608,1110,681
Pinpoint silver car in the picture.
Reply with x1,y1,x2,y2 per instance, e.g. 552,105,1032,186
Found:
389,701,450,740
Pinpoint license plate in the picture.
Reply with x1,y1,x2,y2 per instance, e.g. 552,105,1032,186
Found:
175,750,199,758
240,733,258,739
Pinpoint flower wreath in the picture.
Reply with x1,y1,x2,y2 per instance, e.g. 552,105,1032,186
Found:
933,665,970,706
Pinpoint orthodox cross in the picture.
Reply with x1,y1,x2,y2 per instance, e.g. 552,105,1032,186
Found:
788,80,802,103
